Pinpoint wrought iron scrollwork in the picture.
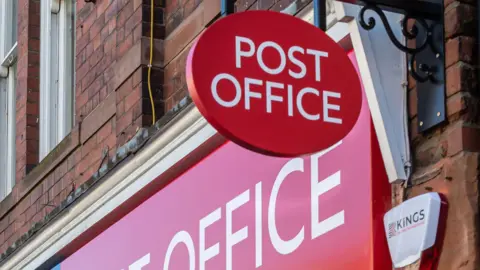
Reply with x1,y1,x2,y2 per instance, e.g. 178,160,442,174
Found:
358,4,443,84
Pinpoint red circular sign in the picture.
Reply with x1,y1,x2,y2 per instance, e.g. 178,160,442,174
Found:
186,10,362,157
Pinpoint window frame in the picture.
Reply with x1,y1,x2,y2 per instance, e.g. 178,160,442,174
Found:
40,0,75,160
0,0,18,200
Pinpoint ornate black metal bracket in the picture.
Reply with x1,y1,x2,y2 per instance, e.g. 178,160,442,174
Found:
358,1,446,132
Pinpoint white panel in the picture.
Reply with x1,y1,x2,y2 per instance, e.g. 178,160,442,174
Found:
6,62,16,193
0,78,7,200
57,0,74,143
50,12,60,150
40,0,53,160
335,2,410,183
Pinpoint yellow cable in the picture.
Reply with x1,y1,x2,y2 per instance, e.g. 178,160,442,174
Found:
147,0,156,125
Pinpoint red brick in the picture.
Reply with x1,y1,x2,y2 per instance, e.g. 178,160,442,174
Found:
89,14,105,37
132,67,143,87
29,25,41,39
92,33,103,52
85,42,95,59
105,1,118,22
81,69,98,91
76,90,89,113
104,32,117,53
446,62,476,97
31,211,43,224
97,120,113,141
17,198,31,215
27,77,39,89
37,193,48,208
88,75,105,99
77,2,94,23
125,87,142,112
93,53,113,80
447,122,480,156
102,132,117,151
82,134,98,158
108,18,117,34
0,232,4,246
444,2,476,39
42,173,55,192
75,157,90,177
67,149,81,171
27,91,40,103
85,100,94,116
133,23,143,44
117,1,134,27
4,225,14,241
28,38,40,52
100,86,108,100
446,92,468,118
92,92,101,108
82,10,98,33
29,184,43,205
61,171,75,191
26,102,39,115
96,0,110,16
89,47,105,69
125,6,142,34
87,145,105,167
117,100,125,116
117,26,126,44
445,36,475,68
54,160,68,180
116,77,133,102
117,33,134,59
116,110,134,134
76,31,91,55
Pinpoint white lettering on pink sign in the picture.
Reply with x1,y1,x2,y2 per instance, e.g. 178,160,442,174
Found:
158,141,344,270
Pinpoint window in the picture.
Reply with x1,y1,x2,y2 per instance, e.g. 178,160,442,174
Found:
40,0,75,160
0,0,17,199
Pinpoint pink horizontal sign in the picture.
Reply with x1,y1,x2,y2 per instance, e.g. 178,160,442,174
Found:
57,51,391,270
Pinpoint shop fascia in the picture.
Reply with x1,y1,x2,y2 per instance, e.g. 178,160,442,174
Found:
0,3,406,270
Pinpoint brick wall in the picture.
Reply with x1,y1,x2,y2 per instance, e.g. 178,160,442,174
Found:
16,0,40,182
401,1,480,270
0,0,165,254
162,0,306,112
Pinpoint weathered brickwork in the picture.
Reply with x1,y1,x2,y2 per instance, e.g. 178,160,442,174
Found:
16,0,41,181
0,0,165,254
162,0,308,112
404,1,480,269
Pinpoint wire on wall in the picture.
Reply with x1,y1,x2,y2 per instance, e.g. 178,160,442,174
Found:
147,0,157,125
399,17,412,199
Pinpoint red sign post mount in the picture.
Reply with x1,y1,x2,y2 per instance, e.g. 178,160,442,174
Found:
187,10,362,157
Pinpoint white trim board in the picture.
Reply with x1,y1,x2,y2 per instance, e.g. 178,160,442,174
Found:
334,2,409,183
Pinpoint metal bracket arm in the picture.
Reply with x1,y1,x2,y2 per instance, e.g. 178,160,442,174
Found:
358,1,446,132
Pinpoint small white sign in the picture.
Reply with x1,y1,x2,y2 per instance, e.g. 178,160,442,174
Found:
384,192,442,268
